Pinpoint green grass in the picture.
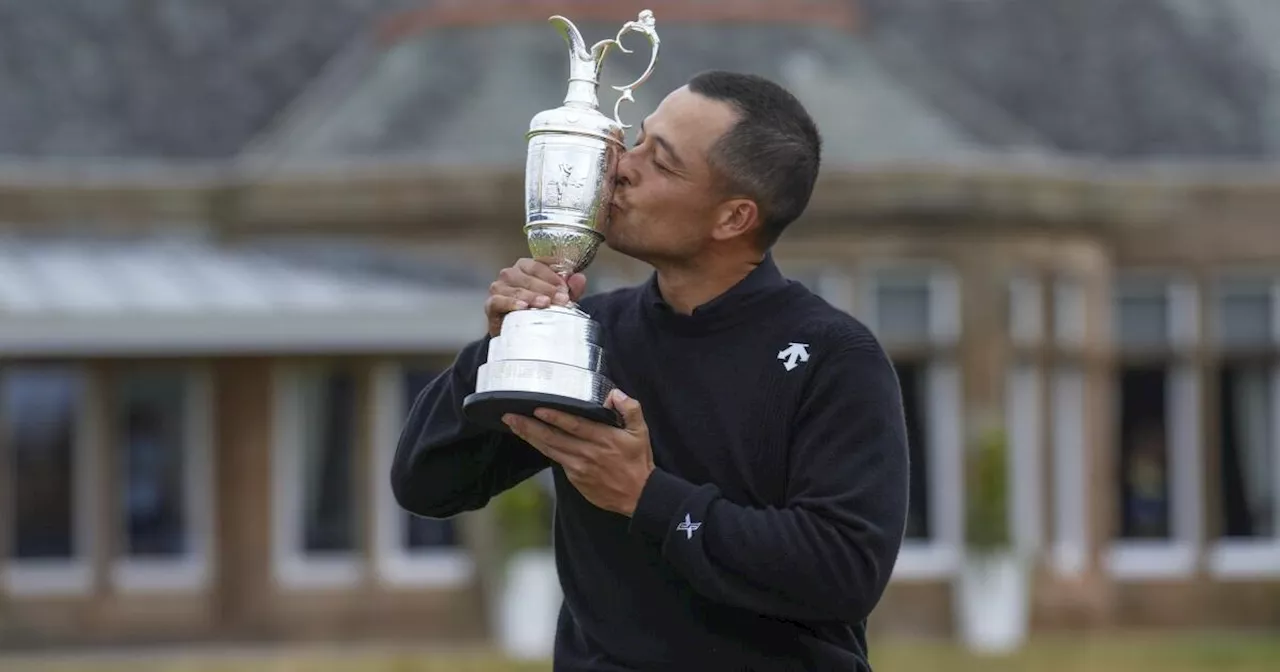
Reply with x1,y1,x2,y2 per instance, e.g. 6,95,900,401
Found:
4,634,1279,672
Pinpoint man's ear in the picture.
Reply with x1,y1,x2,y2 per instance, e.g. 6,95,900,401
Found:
710,198,759,242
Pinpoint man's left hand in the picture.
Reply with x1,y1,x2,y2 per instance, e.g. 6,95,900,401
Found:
503,389,654,517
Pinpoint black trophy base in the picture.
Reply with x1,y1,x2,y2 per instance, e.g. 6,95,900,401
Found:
463,390,623,433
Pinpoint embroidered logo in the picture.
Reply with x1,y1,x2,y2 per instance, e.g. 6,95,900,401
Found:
777,342,811,372
676,513,702,540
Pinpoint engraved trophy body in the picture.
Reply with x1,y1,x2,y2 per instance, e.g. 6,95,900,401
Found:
462,10,660,431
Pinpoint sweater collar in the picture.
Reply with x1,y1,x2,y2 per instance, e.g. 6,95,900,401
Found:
640,252,791,333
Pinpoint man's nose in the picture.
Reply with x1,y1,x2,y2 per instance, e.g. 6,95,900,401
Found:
614,148,636,186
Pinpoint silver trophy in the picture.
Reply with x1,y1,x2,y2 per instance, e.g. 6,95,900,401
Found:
463,10,660,431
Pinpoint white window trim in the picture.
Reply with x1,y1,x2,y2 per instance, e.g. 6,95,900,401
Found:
1208,280,1280,579
893,362,964,580
862,266,963,581
1051,365,1089,577
2,366,97,597
1054,278,1087,349
1010,272,1043,347
110,365,216,594
271,362,363,591
857,263,960,345
1007,365,1043,557
371,361,475,588
1106,278,1202,580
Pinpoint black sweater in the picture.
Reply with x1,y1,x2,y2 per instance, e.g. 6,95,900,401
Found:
391,254,910,672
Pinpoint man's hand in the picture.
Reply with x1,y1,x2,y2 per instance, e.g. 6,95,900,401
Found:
485,258,588,337
503,389,655,517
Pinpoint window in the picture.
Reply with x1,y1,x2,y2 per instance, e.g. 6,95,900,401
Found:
1106,275,1201,579
860,265,962,580
1217,367,1273,538
110,367,213,593
273,363,364,589
1116,365,1171,540
1209,277,1280,577
1,365,93,596
372,361,474,587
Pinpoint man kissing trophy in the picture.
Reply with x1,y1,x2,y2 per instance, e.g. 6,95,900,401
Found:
463,10,661,431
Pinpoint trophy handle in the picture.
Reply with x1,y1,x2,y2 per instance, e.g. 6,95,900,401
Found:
604,10,660,129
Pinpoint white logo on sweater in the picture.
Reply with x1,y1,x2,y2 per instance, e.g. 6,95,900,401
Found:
777,342,811,371
677,514,701,540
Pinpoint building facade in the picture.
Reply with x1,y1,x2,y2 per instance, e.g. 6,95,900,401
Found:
2,163,1280,649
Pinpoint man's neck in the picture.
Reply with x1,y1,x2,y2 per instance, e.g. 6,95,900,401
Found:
653,251,765,315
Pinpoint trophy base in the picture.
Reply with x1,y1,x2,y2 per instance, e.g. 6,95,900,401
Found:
463,390,622,433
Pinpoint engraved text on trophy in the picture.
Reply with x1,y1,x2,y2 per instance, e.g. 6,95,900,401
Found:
526,135,619,233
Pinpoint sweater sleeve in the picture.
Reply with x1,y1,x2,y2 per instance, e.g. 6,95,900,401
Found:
390,334,552,519
626,339,910,624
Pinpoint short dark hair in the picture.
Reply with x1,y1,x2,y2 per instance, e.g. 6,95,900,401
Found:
687,70,822,248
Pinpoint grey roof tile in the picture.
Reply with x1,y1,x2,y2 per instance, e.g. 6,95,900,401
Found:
251,20,1032,169
0,0,415,159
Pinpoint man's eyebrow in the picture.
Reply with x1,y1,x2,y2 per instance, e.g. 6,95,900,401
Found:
640,119,685,169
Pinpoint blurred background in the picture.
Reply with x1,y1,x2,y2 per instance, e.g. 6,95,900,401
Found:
1,0,1279,670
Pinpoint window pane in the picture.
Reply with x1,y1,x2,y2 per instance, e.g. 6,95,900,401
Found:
1116,366,1171,539
118,371,188,558
1218,282,1272,347
299,369,358,554
876,274,931,342
1115,283,1169,347
893,359,931,540
1218,366,1276,539
402,368,459,550
3,366,83,560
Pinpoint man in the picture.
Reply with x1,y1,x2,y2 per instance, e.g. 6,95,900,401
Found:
392,70,909,671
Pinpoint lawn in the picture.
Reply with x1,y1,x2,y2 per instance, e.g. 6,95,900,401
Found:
5,633,1279,672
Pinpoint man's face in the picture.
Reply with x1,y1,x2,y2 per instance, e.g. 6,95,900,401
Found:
605,86,746,264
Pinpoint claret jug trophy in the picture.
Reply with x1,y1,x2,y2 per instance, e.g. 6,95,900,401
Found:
463,10,661,431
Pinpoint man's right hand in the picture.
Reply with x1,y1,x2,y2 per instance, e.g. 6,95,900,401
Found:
485,258,588,337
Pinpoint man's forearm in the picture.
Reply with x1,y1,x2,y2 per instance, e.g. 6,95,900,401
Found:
390,335,551,518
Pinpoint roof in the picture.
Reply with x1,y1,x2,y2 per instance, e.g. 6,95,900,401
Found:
0,237,488,356
0,0,414,160
244,18,1043,171
6,0,1279,167
860,0,1280,159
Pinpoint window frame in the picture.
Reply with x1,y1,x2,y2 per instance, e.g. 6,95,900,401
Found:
858,262,964,581
0,363,98,597
371,360,475,588
1104,272,1203,581
108,363,216,594
1207,273,1280,578
271,361,365,591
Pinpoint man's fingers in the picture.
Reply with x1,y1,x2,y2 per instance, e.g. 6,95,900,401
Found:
485,294,528,318
500,262,562,300
505,414,588,471
533,407,608,442
489,281,553,309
